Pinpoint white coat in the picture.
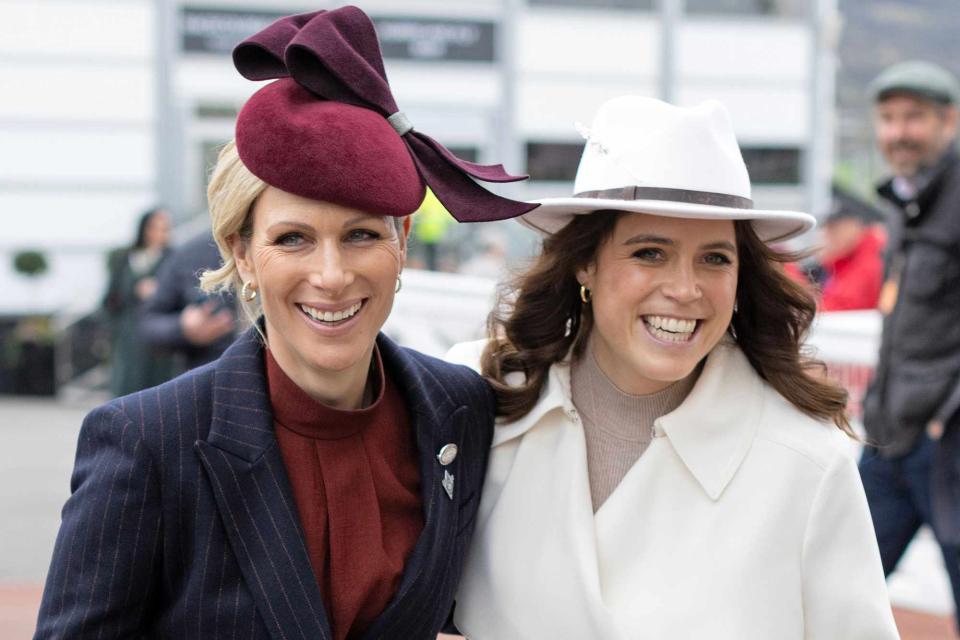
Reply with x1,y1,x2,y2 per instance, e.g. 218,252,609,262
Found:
446,338,899,640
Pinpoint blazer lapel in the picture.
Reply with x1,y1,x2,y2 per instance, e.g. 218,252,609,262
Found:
360,335,465,638
195,328,332,640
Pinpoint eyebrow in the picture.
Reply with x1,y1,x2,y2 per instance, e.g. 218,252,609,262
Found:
701,240,737,253
265,214,385,234
624,234,673,246
266,220,313,234
344,214,385,227
623,234,736,253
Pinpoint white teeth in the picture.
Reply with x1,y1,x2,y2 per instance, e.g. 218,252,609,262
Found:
300,302,362,323
643,315,697,342
643,315,697,336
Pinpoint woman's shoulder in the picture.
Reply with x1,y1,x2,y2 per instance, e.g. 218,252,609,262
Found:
707,341,855,471
387,339,492,407
754,383,857,472
443,339,488,374
94,362,220,444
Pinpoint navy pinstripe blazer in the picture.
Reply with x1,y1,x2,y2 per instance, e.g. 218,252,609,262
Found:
35,327,495,640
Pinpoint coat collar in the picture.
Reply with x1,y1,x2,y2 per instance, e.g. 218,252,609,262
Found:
495,338,764,501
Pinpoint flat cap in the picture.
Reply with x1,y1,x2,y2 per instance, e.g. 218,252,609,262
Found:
869,60,960,105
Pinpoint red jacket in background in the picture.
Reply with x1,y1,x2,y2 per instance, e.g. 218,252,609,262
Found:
819,226,886,311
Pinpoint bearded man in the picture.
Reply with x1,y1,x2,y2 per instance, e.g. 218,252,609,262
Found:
859,60,960,631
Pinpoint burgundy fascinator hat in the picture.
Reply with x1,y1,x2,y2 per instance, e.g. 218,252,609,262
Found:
232,5,537,222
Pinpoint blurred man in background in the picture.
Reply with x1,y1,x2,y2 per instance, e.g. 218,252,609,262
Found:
817,187,887,312
859,60,960,631
140,229,237,373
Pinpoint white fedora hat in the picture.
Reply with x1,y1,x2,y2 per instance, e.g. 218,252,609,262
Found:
520,96,815,242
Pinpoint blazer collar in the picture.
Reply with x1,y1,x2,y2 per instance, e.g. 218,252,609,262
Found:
207,327,462,460
207,326,276,462
496,338,763,501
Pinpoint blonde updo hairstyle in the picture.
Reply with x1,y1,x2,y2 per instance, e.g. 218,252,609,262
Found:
199,141,268,324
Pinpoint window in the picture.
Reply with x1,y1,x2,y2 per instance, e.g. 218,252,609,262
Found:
446,146,480,163
528,0,654,10
195,104,238,120
740,147,802,184
525,141,584,181
685,0,806,17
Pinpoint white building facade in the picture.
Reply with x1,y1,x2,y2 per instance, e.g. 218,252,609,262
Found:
0,0,834,317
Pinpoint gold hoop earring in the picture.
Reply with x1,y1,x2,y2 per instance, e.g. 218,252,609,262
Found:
241,281,258,302
580,284,591,304
395,276,402,293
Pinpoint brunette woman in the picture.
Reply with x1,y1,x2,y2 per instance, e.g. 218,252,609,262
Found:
448,96,899,639
102,206,173,396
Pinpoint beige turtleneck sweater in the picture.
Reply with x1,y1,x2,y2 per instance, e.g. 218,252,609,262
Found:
571,342,699,512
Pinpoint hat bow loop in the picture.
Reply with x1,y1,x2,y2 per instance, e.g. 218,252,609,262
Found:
233,6,537,222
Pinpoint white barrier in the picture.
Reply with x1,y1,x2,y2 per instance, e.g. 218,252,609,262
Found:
387,269,885,367
383,268,497,358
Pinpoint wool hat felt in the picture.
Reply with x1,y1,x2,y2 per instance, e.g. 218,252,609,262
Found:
233,6,537,222
869,60,960,105
520,96,815,242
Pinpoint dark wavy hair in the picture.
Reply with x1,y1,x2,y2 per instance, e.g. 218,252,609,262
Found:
481,212,853,435
132,206,167,250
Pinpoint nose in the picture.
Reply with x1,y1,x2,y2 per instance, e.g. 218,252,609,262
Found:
880,117,909,144
660,262,701,304
307,240,353,295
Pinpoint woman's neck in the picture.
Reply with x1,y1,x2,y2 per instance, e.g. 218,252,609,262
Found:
266,341,375,410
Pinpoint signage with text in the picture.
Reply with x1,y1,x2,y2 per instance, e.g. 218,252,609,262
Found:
181,7,496,62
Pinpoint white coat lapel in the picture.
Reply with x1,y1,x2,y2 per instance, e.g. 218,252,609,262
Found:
456,361,624,638
591,341,765,624
655,340,764,500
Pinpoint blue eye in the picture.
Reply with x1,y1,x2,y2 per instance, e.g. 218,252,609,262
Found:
704,253,733,265
632,247,664,262
346,229,380,242
275,232,304,247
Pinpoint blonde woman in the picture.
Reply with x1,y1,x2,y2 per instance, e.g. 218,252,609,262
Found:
35,7,533,639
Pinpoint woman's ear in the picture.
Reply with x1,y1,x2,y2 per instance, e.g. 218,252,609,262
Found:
575,263,595,289
399,215,413,261
228,233,254,282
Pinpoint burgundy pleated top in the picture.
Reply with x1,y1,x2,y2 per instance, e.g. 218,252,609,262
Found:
265,348,424,640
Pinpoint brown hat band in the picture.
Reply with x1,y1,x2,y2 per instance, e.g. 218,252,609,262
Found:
574,186,753,209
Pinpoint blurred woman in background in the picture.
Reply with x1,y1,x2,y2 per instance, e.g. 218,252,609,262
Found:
102,206,173,396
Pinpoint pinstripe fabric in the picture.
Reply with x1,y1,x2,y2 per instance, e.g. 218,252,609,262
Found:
35,327,495,640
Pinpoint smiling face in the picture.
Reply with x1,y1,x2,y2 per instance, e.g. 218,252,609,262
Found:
231,186,408,407
874,93,958,178
577,213,738,395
